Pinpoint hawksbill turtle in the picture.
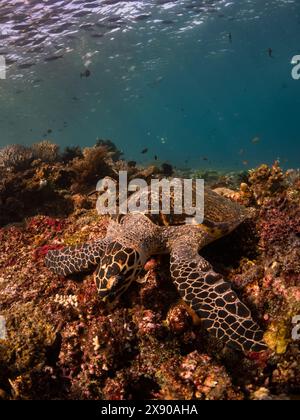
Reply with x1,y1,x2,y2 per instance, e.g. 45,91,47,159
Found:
45,180,267,353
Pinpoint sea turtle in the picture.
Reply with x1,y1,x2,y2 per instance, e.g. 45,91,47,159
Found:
45,180,267,353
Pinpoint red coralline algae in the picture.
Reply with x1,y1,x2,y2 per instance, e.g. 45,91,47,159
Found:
259,206,300,252
33,244,64,260
135,309,165,338
158,351,243,400
167,305,193,335
246,350,271,369
28,216,65,233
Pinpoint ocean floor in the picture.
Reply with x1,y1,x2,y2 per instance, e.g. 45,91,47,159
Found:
0,141,299,400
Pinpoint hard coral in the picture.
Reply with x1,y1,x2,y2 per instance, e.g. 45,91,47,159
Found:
96,138,123,161
158,351,243,400
0,144,33,172
248,161,286,206
31,140,60,163
62,146,83,164
0,308,60,399
70,145,114,193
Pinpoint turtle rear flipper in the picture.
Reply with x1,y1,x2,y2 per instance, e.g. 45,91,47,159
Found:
45,239,108,276
170,241,267,353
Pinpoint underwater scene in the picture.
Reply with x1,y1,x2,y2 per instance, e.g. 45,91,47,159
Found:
0,0,300,402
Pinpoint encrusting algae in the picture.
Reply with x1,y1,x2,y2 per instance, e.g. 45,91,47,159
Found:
0,141,299,400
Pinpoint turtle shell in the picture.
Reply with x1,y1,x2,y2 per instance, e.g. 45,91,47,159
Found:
125,179,247,236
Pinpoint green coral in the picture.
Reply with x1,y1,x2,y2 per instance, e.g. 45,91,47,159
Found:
264,321,291,355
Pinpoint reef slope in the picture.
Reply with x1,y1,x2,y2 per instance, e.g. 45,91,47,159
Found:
0,143,299,400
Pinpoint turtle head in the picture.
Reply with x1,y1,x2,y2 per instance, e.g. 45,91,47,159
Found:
95,242,143,304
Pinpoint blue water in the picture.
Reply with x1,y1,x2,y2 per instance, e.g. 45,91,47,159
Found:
0,0,299,170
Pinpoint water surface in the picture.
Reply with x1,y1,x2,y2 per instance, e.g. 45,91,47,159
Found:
0,0,299,169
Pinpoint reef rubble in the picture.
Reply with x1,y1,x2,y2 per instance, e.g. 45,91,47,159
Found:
0,143,299,400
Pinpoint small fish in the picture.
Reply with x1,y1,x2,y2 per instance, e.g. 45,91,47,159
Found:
161,163,173,177
268,48,273,58
90,33,104,39
228,32,232,43
5,57,17,65
128,161,137,168
14,21,34,32
32,36,48,46
251,136,260,144
148,76,164,87
154,155,158,161
44,55,64,62
74,10,92,18
80,69,91,78
108,16,122,23
242,160,249,166
141,148,148,154
161,19,174,25
28,46,44,54
202,156,208,161
47,129,53,134
134,14,151,21
18,62,35,69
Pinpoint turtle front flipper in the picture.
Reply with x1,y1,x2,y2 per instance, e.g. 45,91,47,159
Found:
170,241,267,353
45,239,108,276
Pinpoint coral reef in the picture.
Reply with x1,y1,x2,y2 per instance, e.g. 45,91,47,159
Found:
0,148,299,400
0,144,33,172
31,140,60,163
248,161,286,206
70,145,115,194
0,140,168,227
61,146,83,164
